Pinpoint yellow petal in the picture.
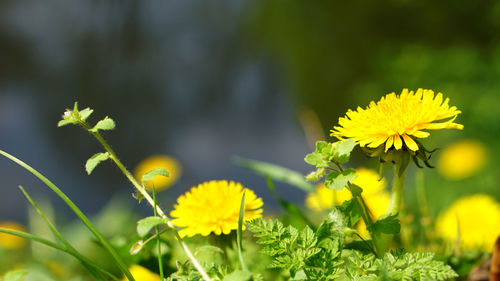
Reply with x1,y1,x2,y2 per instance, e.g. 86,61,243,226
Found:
385,136,394,152
394,135,403,150
402,134,419,151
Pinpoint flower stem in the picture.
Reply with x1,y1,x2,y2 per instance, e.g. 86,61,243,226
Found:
387,163,406,215
81,122,212,281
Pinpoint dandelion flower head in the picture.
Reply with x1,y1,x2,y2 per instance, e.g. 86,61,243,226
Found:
134,155,181,191
436,194,500,251
0,221,27,249
170,180,263,237
122,265,160,281
437,139,487,180
331,89,463,152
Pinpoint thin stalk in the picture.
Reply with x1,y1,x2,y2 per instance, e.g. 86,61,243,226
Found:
153,185,164,280
0,228,119,281
387,163,406,215
0,150,134,281
19,186,114,281
81,123,211,281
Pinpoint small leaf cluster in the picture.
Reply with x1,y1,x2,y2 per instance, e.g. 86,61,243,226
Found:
248,209,457,280
247,209,347,280
304,139,357,190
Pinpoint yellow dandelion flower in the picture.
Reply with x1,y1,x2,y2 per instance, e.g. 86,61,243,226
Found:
436,194,500,251
437,139,487,180
170,180,263,237
331,89,463,152
122,265,160,281
0,221,27,249
305,168,387,211
134,155,181,191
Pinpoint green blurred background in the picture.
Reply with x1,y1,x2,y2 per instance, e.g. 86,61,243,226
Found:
0,0,498,221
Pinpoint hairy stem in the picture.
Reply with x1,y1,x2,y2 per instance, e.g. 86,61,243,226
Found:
81,122,211,281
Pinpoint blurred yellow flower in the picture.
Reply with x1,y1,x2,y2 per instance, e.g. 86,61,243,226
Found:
436,194,500,251
0,221,27,249
170,180,263,237
331,89,463,152
305,168,390,237
122,265,160,281
134,155,181,191
437,140,487,180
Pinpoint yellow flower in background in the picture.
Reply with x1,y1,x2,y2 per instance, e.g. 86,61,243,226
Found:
437,140,487,180
436,194,500,251
305,168,390,237
331,89,463,152
122,265,160,281
170,180,263,237
0,221,27,249
134,155,181,191
305,168,387,211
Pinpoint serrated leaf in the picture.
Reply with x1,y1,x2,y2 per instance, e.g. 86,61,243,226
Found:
234,157,314,192
85,152,110,174
3,270,26,281
137,216,168,237
141,168,169,182
338,198,363,227
304,152,329,168
369,213,400,235
79,108,94,121
333,139,356,163
305,168,325,181
222,270,253,281
324,168,357,190
90,117,115,132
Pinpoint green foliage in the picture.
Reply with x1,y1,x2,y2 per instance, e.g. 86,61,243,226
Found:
248,210,457,281
2,270,26,281
137,216,168,237
90,116,116,132
369,214,401,235
141,168,170,182
85,152,110,174
234,156,315,192
305,139,357,190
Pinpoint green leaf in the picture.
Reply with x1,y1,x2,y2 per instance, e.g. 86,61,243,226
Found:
305,168,325,181
324,168,357,190
137,216,168,237
333,139,356,163
369,214,400,235
304,152,329,167
57,118,75,127
85,152,110,175
3,270,26,281
90,117,115,132
338,198,363,227
233,157,314,192
79,108,94,121
237,192,248,271
222,270,253,281
141,168,169,182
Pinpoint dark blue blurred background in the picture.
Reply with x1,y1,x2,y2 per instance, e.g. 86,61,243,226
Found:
1,0,499,222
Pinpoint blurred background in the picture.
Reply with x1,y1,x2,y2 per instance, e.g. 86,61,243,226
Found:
1,0,499,223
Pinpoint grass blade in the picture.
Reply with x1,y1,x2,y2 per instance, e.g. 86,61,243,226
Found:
0,150,134,281
0,228,118,280
237,192,248,271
